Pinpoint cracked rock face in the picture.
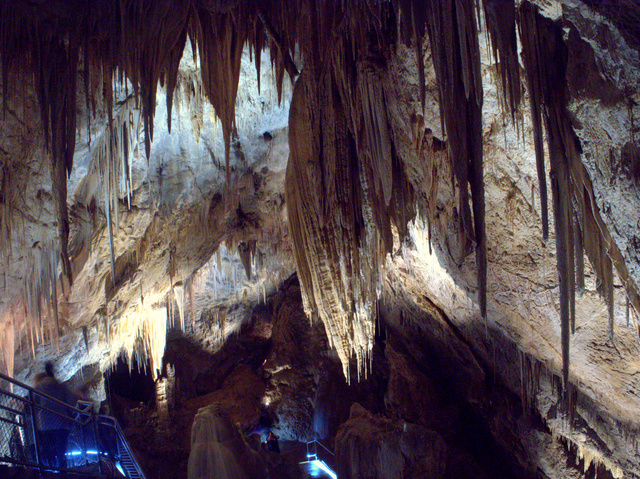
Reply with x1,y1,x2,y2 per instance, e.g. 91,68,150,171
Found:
1,1,640,478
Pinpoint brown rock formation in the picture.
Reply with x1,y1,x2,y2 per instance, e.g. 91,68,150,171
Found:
335,403,447,479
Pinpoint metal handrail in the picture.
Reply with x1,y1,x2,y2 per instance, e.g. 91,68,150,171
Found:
0,372,93,427
306,439,334,457
96,415,146,479
312,439,334,457
0,370,146,478
304,439,337,478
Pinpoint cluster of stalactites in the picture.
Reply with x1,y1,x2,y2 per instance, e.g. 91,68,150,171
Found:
285,4,415,381
0,0,292,296
1,0,639,391
0,0,190,290
285,0,496,379
424,0,487,320
79,96,142,288
286,0,640,386
0,240,63,379
109,305,168,380
518,3,640,390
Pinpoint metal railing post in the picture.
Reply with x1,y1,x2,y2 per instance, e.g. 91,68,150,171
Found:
92,409,103,474
27,389,41,472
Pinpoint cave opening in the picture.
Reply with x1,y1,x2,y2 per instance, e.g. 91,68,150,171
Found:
106,357,157,414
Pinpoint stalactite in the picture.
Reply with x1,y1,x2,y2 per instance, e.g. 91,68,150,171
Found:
286,2,420,380
255,6,298,85
425,0,486,318
116,0,190,160
0,318,14,377
483,0,521,119
574,211,585,301
388,1,427,111
519,3,577,389
1,1,191,299
79,95,142,289
238,241,252,280
174,283,185,330
286,66,374,379
516,2,640,388
583,185,615,340
518,4,549,241
32,33,79,290
82,326,89,353
191,6,250,188
110,305,167,380
284,0,525,378
2,0,640,397
10,240,63,359
187,275,196,328
175,71,205,141
626,294,630,328
2,3,417,383
29,322,35,360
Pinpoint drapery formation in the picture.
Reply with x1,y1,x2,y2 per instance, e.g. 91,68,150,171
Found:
1,0,638,387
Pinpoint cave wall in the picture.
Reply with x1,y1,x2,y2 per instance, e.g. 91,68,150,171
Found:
1,1,640,477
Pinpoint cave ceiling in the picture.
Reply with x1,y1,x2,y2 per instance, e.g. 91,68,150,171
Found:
1,0,640,476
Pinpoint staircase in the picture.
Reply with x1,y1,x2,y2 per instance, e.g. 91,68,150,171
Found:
0,371,146,479
95,415,145,479
119,449,142,479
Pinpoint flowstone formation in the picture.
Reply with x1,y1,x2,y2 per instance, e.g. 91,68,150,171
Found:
1,0,640,477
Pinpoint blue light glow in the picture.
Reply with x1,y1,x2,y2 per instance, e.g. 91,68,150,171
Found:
306,459,337,479
66,450,99,456
314,460,337,479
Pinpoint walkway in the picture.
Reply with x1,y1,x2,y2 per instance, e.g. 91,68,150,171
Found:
0,371,144,479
